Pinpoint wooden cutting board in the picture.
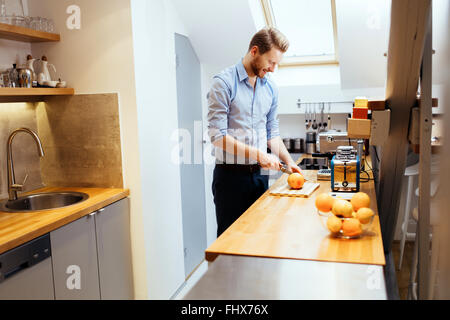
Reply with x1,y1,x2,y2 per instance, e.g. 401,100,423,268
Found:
269,182,320,197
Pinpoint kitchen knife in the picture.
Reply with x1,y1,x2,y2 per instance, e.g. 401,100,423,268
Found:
279,162,292,175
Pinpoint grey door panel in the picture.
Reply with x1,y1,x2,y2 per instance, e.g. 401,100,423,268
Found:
175,33,207,277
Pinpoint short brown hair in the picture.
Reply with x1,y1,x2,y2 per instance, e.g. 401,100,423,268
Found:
248,27,289,54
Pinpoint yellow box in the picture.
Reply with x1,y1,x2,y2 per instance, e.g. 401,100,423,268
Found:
348,118,371,139
354,97,368,109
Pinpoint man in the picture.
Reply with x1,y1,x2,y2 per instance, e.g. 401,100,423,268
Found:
207,27,302,237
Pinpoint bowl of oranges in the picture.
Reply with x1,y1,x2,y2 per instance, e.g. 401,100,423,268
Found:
315,192,375,239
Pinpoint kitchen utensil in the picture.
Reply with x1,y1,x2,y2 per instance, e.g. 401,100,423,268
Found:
318,131,358,154
8,64,18,87
305,104,309,130
43,80,58,87
25,54,37,86
320,103,326,130
17,67,32,88
38,56,56,85
279,162,292,175
331,146,360,192
270,181,320,198
282,138,292,153
312,105,318,130
307,104,312,129
293,138,302,153
306,132,317,154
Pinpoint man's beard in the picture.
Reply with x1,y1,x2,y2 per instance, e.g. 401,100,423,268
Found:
250,58,265,78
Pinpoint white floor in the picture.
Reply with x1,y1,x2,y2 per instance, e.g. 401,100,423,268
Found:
171,260,209,300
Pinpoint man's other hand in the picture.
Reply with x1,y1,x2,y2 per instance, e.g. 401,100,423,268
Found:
286,161,303,176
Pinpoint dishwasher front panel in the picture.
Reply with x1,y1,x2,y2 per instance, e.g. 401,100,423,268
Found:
0,234,54,300
0,257,54,300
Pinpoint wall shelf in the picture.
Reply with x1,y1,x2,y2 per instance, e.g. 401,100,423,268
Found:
0,87,74,102
0,22,60,42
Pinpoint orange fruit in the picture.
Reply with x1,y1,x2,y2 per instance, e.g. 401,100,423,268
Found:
356,207,374,224
315,193,335,212
332,199,353,218
326,215,342,233
287,173,305,189
351,192,370,211
342,218,362,237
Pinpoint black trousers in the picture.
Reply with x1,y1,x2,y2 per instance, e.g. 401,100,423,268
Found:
212,165,269,237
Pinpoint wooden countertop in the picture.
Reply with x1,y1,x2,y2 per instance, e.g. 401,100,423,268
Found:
0,187,129,254
205,155,386,266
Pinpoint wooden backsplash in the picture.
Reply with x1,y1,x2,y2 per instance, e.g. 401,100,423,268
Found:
36,94,124,189
0,103,44,199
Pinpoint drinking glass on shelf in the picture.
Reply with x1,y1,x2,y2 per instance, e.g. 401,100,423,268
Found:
24,15,31,28
30,16,41,30
0,0,7,23
40,17,48,32
12,14,25,27
47,18,54,32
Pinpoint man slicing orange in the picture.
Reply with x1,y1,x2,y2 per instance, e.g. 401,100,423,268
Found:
207,28,302,237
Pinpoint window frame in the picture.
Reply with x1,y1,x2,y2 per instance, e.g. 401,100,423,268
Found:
260,0,340,67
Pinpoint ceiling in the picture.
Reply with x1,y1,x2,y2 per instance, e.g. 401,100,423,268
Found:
171,0,259,69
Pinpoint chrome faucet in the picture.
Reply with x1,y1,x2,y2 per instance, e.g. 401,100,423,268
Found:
7,128,45,201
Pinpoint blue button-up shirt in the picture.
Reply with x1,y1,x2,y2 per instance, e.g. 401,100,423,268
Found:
207,60,280,164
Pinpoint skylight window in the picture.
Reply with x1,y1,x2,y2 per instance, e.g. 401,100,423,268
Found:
260,0,339,66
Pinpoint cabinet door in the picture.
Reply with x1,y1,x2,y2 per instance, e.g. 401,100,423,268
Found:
95,198,134,299
50,215,101,299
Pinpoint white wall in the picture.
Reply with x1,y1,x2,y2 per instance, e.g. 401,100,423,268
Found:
130,0,188,299
336,0,391,89
27,0,147,299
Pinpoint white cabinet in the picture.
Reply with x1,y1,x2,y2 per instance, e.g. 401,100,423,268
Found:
51,214,101,299
95,198,134,299
51,198,134,300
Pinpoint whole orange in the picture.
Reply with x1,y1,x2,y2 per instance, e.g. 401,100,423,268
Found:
351,192,370,211
342,218,362,237
315,193,335,212
287,173,305,189
327,215,342,233
332,199,353,218
356,207,375,224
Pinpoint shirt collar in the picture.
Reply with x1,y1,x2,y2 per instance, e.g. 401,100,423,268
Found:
237,59,268,85
236,60,248,82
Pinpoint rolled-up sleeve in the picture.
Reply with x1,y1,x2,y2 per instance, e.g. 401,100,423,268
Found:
266,84,280,140
207,77,230,143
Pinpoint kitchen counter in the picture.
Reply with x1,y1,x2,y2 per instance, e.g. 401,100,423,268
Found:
183,255,387,300
205,155,385,266
0,187,129,254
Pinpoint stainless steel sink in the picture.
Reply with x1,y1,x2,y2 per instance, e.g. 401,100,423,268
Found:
0,192,89,212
